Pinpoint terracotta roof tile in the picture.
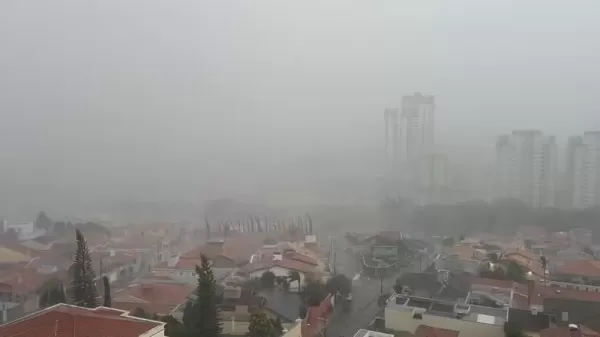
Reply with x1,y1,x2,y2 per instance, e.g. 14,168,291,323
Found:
301,294,333,337
0,304,163,337
414,325,460,337
239,256,320,275
555,260,600,278
113,283,194,315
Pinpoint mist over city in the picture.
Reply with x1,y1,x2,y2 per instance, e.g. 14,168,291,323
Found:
2,2,600,337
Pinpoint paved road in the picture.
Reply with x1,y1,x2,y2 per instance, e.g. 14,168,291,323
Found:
325,236,432,337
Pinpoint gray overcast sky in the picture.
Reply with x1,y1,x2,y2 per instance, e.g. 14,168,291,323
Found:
1,1,600,209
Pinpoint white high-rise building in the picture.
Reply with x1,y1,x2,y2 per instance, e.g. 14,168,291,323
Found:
565,131,600,208
401,93,436,169
495,130,557,208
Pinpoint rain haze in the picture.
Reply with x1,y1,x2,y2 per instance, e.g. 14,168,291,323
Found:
1,0,600,219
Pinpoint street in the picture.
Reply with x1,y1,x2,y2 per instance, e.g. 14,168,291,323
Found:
325,236,430,337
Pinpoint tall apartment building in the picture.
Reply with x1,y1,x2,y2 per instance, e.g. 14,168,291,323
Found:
495,130,557,208
565,131,600,208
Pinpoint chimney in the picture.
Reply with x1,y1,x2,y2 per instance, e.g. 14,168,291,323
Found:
109,249,115,257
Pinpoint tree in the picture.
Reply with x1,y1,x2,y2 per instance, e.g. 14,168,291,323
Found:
301,280,328,306
70,229,98,308
326,274,351,296
182,255,222,337
288,271,301,291
504,321,527,337
132,307,150,319
540,256,548,285
246,312,274,337
102,276,111,307
442,237,455,247
505,261,526,283
162,315,184,337
35,211,53,230
261,271,276,289
270,317,284,337
39,280,66,308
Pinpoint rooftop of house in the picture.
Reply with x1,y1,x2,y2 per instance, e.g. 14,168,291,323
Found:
301,294,334,337
112,283,195,315
443,245,484,261
554,260,600,278
238,252,321,276
0,304,164,337
414,325,460,337
388,294,507,326
181,234,264,265
257,290,304,322
395,272,470,302
0,246,32,264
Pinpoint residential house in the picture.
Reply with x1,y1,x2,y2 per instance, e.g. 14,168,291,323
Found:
153,235,263,284
237,251,322,291
504,248,545,279
384,294,506,337
395,272,470,302
552,260,600,286
0,246,31,269
112,283,194,316
0,303,165,337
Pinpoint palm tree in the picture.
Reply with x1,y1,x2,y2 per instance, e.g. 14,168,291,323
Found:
288,271,301,291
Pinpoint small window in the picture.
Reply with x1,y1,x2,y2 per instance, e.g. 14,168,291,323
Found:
413,313,423,320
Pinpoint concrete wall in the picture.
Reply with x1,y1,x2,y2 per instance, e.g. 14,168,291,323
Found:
384,306,504,337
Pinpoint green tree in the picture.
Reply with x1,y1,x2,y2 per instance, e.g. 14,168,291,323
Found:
35,211,53,230
504,321,527,337
131,307,150,319
246,312,274,337
326,274,351,296
182,255,222,337
102,276,111,307
70,229,98,308
39,280,66,308
442,237,455,247
261,271,276,289
270,317,284,337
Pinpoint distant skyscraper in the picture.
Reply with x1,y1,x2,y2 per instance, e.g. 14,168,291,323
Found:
383,108,400,164
401,93,436,167
565,131,600,208
495,130,557,208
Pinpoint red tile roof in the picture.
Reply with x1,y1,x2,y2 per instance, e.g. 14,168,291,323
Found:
529,284,600,306
239,256,320,275
555,260,600,278
183,234,263,265
301,294,333,337
414,325,460,337
0,304,163,337
113,283,194,315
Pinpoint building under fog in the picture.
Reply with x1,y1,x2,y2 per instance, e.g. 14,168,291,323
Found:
495,130,557,208
564,131,600,208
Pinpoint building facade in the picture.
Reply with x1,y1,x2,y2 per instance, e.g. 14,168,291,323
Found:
495,130,557,208
565,131,600,208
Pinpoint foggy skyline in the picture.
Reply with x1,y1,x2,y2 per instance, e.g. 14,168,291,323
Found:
2,1,600,212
